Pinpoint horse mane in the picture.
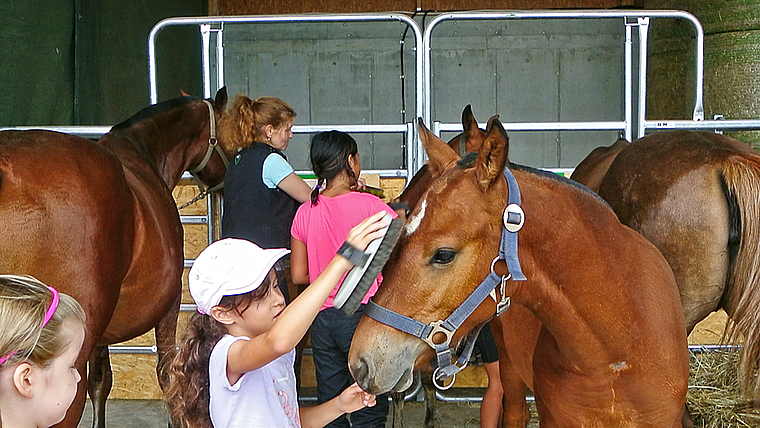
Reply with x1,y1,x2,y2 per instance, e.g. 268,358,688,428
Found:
111,96,200,131
454,155,608,206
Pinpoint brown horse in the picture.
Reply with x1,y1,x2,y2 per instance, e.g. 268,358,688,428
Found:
349,118,689,427
571,130,760,404
568,137,628,193
0,88,231,427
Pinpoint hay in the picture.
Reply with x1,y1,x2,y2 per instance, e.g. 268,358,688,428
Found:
687,347,760,427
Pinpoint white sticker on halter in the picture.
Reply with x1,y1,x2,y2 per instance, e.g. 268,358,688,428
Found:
405,199,427,235
503,204,524,233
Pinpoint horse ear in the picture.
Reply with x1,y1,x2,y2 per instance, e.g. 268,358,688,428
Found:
214,87,228,111
417,118,460,176
475,118,509,191
178,87,192,97
461,105,481,153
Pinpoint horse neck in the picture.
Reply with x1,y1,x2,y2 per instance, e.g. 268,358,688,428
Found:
105,101,209,190
507,172,612,369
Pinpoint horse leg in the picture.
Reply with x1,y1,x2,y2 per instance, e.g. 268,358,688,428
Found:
154,293,181,394
681,406,695,428
421,372,439,428
87,345,112,428
490,313,534,428
389,390,404,428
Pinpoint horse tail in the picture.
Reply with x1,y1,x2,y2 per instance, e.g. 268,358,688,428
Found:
721,155,760,399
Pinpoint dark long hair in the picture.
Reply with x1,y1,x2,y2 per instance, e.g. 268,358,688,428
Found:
309,130,359,205
164,272,278,428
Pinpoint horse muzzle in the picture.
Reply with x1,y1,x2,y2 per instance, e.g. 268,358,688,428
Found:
349,319,424,394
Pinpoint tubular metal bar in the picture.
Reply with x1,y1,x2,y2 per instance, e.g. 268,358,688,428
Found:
436,121,628,133
292,124,408,134
148,13,424,125
200,24,213,99
422,10,706,137
637,17,649,139
688,344,740,353
624,19,633,142
646,119,760,132
108,345,158,354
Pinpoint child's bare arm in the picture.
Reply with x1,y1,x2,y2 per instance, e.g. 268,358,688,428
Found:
227,212,389,375
300,383,376,428
289,237,309,285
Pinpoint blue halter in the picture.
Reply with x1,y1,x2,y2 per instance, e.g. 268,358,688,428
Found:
365,168,527,389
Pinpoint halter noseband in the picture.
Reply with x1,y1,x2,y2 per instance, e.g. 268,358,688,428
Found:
365,168,527,389
180,100,229,209
188,99,228,194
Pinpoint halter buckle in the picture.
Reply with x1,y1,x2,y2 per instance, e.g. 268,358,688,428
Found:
422,320,455,349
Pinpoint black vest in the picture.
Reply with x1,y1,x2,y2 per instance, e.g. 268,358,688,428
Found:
221,143,300,249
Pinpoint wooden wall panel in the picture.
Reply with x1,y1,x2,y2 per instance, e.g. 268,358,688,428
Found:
215,0,643,15
215,0,414,15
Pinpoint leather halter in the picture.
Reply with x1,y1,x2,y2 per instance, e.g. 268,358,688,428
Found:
365,168,527,389
188,99,228,195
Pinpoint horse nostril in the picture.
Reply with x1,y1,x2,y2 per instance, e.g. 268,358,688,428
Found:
351,356,371,389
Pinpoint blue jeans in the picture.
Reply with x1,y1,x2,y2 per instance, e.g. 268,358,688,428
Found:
311,306,389,428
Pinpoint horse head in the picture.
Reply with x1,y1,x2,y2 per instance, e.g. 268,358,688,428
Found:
349,117,511,395
183,87,232,193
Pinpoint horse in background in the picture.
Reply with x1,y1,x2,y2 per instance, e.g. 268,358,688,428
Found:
0,87,233,427
351,118,689,427
569,137,627,193
571,130,760,408
398,105,492,211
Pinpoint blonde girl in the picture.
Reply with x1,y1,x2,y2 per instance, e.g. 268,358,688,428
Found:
165,212,389,428
0,275,86,428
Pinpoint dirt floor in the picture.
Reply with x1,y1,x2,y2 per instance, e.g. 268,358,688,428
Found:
76,392,539,427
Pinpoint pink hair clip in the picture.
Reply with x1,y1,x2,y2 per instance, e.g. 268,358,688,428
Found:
43,286,60,327
0,286,60,366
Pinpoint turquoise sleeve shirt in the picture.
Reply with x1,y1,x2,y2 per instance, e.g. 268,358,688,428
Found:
262,152,295,189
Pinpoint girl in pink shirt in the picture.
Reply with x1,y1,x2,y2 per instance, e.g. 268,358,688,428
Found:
291,131,396,428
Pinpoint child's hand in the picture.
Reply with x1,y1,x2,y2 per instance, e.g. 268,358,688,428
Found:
344,212,389,252
337,382,376,413
352,177,368,191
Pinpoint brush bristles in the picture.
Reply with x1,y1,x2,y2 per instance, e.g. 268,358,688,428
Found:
340,218,404,316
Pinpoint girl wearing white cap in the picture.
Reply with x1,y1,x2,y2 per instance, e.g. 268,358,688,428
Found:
164,212,388,428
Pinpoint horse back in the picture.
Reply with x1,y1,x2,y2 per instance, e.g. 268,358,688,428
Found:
570,137,628,193
96,132,185,343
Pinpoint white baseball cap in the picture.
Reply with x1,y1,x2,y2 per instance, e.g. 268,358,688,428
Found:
189,238,290,315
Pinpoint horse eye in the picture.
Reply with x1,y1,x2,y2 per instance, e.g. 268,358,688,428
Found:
432,249,456,265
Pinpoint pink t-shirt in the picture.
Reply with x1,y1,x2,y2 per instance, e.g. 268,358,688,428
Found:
291,192,397,311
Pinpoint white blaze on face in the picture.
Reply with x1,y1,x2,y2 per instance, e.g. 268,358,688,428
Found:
405,199,426,235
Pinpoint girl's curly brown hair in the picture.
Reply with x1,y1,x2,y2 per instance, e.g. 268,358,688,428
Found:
163,272,277,428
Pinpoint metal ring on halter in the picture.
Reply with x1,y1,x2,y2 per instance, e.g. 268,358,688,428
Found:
490,256,501,275
490,256,512,280
432,367,456,390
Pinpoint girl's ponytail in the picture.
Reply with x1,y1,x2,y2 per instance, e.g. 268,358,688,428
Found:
310,180,324,205
164,312,226,428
